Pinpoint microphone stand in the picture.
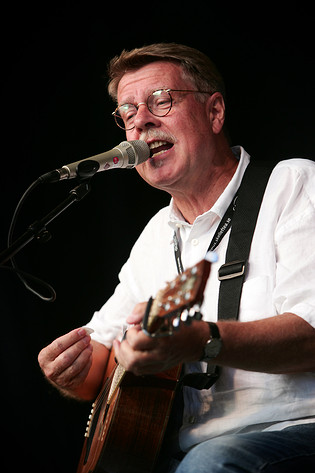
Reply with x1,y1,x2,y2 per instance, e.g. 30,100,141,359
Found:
0,162,98,265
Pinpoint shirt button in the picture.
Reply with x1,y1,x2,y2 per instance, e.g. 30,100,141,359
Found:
191,238,199,246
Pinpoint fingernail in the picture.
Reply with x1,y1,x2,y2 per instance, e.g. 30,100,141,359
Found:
79,327,94,336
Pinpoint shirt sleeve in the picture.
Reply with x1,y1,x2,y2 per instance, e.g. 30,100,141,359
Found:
273,159,315,327
86,206,175,347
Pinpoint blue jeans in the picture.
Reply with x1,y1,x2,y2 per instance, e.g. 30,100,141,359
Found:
173,424,315,472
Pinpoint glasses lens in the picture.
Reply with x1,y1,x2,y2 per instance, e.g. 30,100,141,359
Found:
148,90,172,116
114,104,137,130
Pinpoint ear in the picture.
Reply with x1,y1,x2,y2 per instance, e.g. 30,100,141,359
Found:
207,92,226,135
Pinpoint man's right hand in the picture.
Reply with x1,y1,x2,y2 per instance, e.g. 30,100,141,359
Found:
38,328,94,395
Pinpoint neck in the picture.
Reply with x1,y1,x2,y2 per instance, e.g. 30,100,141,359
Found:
172,149,238,224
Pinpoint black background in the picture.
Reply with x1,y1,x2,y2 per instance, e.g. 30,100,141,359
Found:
1,2,314,471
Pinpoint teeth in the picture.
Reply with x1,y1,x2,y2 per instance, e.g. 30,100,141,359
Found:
149,141,168,150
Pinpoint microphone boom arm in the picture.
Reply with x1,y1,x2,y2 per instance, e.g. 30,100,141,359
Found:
0,180,91,265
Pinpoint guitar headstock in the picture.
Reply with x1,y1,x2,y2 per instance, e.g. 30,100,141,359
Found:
142,257,212,337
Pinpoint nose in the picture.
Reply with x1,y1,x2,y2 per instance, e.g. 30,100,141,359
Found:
133,103,160,132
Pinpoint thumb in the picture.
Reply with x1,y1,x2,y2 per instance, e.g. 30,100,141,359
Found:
126,301,148,325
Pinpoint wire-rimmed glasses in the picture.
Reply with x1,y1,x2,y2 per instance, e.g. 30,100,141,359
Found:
112,88,212,130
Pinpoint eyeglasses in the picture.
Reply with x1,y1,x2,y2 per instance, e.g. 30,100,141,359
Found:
112,88,212,130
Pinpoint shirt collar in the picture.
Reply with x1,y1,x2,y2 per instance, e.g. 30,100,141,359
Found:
168,146,250,229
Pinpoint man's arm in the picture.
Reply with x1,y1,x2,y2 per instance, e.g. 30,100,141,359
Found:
114,305,315,376
38,328,110,401
216,312,315,374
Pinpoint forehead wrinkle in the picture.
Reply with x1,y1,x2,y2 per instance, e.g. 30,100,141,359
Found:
116,61,192,105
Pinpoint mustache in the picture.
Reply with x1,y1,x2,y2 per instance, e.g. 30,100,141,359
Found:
139,129,177,144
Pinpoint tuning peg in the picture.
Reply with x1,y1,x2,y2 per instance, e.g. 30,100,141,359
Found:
180,309,189,323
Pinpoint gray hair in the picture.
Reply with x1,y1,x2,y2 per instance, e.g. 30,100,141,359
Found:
107,43,226,102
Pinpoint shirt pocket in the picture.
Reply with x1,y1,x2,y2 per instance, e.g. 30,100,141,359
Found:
239,275,274,322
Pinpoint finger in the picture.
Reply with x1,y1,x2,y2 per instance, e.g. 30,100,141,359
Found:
52,336,92,375
113,337,144,373
114,330,162,376
112,339,120,359
43,328,91,362
125,326,155,351
115,339,165,376
126,302,148,325
38,331,92,382
53,345,93,389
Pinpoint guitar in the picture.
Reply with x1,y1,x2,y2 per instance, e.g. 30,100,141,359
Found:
76,257,212,473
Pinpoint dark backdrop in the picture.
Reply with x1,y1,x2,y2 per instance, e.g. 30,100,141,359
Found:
1,3,314,472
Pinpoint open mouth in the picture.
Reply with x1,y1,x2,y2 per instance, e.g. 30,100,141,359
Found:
149,140,174,158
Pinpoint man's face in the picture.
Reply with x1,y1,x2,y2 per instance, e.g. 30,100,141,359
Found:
117,61,220,194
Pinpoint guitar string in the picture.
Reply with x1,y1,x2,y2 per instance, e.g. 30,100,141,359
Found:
92,361,126,416
91,365,117,420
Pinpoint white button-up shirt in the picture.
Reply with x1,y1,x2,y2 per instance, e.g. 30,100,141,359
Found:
88,146,315,451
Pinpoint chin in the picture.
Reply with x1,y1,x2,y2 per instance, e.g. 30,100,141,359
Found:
136,153,182,188
141,171,179,193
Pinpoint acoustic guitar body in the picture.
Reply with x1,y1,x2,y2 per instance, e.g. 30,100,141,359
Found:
77,258,212,473
77,350,181,473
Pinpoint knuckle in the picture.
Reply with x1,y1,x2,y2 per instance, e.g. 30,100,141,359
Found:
59,350,73,367
44,363,58,381
65,363,77,380
77,337,90,351
55,340,65,353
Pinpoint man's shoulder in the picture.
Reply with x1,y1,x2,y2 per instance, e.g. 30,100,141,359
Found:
266,157,315,189
263,157,315,212
273,157,315,173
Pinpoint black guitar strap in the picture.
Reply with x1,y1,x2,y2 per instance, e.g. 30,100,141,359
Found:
217,161,273,321
181,161,273,390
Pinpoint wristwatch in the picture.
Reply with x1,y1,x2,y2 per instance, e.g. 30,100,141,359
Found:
200,322,222,362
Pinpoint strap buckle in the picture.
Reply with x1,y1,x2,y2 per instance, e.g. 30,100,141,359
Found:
218,260,246,281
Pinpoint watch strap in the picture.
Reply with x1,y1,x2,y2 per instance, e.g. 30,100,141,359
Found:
208,321,220,339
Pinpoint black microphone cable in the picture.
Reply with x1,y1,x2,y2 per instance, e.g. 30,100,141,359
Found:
1,176,57,302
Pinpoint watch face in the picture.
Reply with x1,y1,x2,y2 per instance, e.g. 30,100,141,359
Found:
204,338,222,360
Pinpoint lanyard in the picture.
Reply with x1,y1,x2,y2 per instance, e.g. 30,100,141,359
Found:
173,194,238,275
172,193,237,390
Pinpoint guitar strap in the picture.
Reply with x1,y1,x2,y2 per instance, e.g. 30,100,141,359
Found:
176,160,273,390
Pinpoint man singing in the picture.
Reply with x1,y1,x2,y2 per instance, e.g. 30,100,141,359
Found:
38,43,315,472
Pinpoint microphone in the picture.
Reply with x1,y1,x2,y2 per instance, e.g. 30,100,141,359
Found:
39,140,150,183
